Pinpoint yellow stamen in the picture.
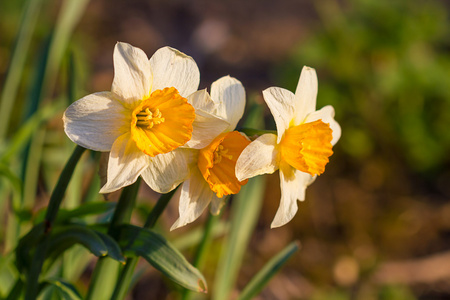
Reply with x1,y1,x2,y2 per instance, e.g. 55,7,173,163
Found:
198,131,250,198
136,108,165,128
213,145,233,164
131,87,195,157
280,119,333,176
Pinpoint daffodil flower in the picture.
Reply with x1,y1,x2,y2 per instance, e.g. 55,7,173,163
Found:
170,76,249,230
236,66,341,228
64,42,227,193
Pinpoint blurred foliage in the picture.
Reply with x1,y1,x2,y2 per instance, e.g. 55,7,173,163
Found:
278,0,450,173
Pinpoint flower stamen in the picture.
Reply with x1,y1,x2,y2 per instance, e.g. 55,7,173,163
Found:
213,145,233,164
130,87,195,157
136,108,165,128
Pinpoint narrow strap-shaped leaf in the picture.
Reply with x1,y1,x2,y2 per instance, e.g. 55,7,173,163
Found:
40,278,82,300
56,202,116,223
117,224,207,293
0,102,63,164
94,231,126,263
5,278,24,300
237,241,300,300
0,0,44,139
182,213,218,300
47,225,108,258
15,223,45,272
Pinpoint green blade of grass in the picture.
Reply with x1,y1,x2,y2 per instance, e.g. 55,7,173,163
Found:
0,102,63,164
237,241,300,300
0,0,44,140
213,174,266,300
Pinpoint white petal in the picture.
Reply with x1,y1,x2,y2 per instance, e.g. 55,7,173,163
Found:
271,163,315,228
293,66,318,124
170,168,215,230
100,133,149,193
149,47,200,98
235,133,280,181
63,92,129,151
211,76,245,131
111,42,152,103
140,149,191,193
305,105,341,145
187,89,218,114
262,87,295,143
184,109,230,149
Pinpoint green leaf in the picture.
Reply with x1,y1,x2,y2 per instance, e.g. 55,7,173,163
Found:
94,231,126,263
56,202,116,223
0,102,63,164
15,223,45,272
0,253,18,297
0,163,22,211
0,0,45,139
238,241,300,300
47,224,108,259
44,224,125,265
117,224,207,293
41,278,82,300
5,279,24,300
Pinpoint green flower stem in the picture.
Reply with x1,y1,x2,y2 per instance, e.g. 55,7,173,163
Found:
239,128,277,137
108,178,141,235
24,145,86,300
44,145,86,225
143,188,177,229
181,213,218,300
110,187,177,300
86,178,141,300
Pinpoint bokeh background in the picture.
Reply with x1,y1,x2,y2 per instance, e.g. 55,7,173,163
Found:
1,0,450,299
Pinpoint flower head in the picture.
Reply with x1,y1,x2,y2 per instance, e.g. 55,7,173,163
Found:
236,66,341,228
64,42,225,193
170,76,249,230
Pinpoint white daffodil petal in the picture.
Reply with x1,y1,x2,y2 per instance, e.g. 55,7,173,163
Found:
211,76,245,131
149,47,200,98
236,133,279,181
187,89,218,114
140,149,191,193
184,109,230,149
262,87,296,143
100,133,149,193
111,42,152,103
63,92,129,151
305,105,341,145
271,164,315,228
170,169,215,230
294,66,318,124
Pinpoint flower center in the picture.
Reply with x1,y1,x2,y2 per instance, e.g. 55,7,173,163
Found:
136,108,165,128
213,145,233,164
131,87,195,157
280,119,333,176
198,131,250,198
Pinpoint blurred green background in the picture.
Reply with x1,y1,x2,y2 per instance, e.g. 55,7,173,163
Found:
1,0,450,299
